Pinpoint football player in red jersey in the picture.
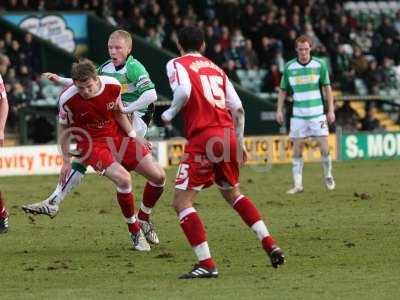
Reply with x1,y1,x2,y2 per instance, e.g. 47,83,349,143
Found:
0,54,10,233
56,59,165,251
162,26,285,279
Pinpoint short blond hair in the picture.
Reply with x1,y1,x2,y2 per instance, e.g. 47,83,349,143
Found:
109,30,132,49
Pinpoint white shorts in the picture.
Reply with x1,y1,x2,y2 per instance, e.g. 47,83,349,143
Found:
131,112,148,138
289,115,329,139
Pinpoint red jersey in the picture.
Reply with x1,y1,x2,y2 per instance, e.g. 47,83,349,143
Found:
167,54,233,140
58,76,121,142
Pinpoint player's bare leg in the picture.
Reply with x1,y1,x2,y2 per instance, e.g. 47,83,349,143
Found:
173,189,219,279
315,136,335,190
22,161,86,218
220,186,285,268
0,191,9,233
287,138,305,194
105,162,150,251
134,153,166,244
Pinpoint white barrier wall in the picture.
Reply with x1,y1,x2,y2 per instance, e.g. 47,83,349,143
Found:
0,145,63,176
0,142,169,177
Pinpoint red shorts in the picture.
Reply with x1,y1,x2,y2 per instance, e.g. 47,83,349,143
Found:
78,134,149,172
175,128,239,191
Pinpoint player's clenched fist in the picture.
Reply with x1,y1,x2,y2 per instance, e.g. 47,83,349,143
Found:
42,72,61,83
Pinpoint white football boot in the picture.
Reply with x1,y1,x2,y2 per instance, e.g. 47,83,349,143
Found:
130,229,151,251
139,219,160,245
325,177,336,191
22,201,59,218
286,186,304,194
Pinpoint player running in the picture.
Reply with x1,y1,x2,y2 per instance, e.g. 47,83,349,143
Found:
0,54,10,233
52,59,164,250
276,35,335,194
22,30,164,245
162,26,284,279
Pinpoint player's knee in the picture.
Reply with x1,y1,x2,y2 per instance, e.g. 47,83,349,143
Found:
153,169,166,186
117,170,131,190
220,187,241,205
172,192,190,213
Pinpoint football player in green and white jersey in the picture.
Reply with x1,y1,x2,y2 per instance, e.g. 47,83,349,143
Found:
276,35,335,194
22,30,165,248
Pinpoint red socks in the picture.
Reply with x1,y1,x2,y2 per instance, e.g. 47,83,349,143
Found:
178,207,216,269
117,192,140,233
137,182,164,221
232,195,261,227
0,192,7,218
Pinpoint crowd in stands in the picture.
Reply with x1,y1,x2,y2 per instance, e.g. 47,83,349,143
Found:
0,29,64,141
2,0,400,138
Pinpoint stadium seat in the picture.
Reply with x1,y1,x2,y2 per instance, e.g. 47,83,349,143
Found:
367,2,379,13
357,1,369,12
377,1,389,13
344,2,357,12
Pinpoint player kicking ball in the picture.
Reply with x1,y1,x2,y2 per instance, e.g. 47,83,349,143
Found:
276,35,336,194
25,59,165,251
22,30,164,245
162,26,284,279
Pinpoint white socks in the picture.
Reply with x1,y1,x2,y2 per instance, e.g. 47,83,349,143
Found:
292,157,304,188
45,169,84,206
322,154,332,178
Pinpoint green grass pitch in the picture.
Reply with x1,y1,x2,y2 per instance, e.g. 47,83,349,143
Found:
1,160,399,299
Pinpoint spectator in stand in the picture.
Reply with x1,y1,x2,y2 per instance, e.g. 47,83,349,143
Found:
259,36,278,69
207,43,226,68
361,108,382,132
146,27,163,48
240,3,259,41
378,15,399,40
335,101,360,132
381,57,399,91
351,47,369,77
224,59,241,85
376,37,399,64
262,63,281,93
224,38,246,69
243,39,259,70
204,25,216,54
218,26,231,51
352,21,376,54
364,59,384,95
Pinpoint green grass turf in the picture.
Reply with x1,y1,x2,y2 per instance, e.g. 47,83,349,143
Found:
1,160,399,300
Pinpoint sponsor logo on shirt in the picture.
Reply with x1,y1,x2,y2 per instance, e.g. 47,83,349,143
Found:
106,102,115,110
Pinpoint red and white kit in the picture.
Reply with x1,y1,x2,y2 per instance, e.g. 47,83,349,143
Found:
166,54,243,190
58,75,149,172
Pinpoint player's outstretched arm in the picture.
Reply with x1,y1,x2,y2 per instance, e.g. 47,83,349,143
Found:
42,72,73,86
120,89,157,114
161,85,190,122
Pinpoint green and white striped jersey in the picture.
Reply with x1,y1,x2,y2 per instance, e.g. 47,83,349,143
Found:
97,55,155,116
280,57,330,120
